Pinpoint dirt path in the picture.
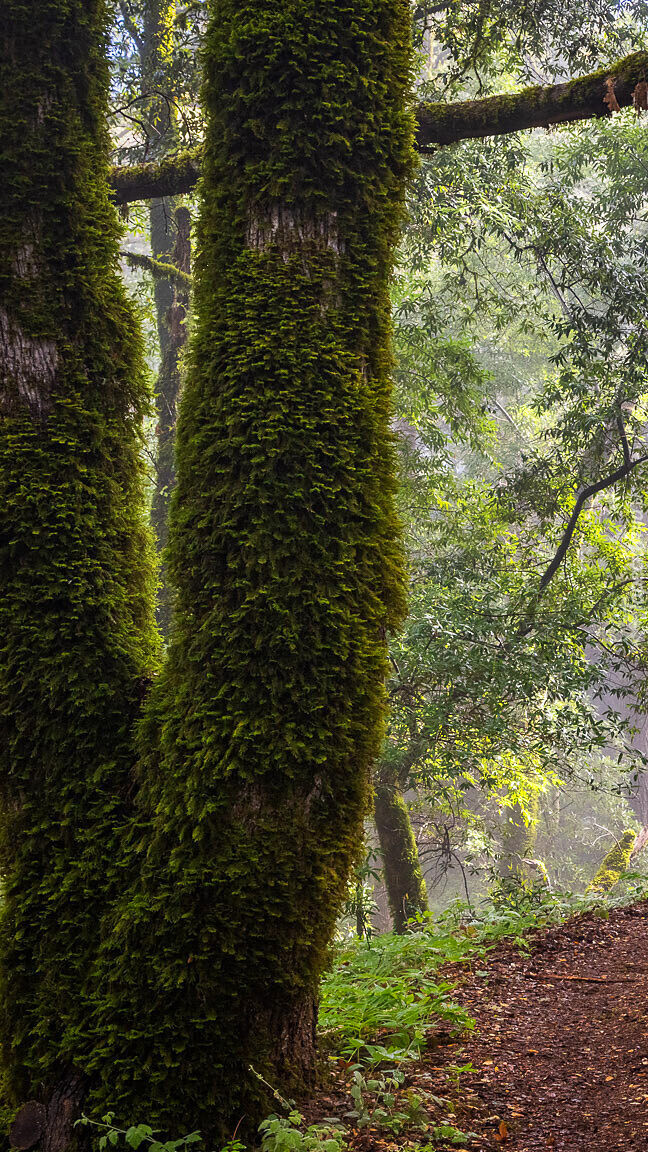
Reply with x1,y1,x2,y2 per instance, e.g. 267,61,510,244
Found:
423,901,648,1150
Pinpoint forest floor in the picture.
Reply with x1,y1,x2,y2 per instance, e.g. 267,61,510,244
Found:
308,900,648,1152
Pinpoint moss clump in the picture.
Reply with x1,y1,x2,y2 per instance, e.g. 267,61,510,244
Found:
90,0,414,1137
374,783,428,932
0,0,158,1115
587,830,636,894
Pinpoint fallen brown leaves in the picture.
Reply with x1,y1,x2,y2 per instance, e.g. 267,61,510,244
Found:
303,901,648,1151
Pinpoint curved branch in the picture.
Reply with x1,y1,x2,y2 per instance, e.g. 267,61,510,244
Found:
537,450,648,597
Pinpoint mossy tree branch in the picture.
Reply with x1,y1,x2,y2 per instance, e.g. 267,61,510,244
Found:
109,51,648,204
416,50,648,148
111,145,201,204
121,248,192,288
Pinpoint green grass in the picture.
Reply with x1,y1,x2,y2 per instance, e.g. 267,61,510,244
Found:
319,879,648,1064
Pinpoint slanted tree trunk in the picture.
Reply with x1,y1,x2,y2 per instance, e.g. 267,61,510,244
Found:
0,0,157,1145
374,780,428,932
587,830,637,894
92,0,413,1135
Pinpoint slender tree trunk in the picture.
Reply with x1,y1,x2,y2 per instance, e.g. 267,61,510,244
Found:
497,798,540,888
149,205,191,634
93,0,413,1136
138,0,190,637
374,781,428,932
0,0,157,1143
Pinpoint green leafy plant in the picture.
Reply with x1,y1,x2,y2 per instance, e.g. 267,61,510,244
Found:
75,1115,246,1152
419,1125,480,1147
345,1065,431,1135
74,1115,210,1152
258,1112,346,1152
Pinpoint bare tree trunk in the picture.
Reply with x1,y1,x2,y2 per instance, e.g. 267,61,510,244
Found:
149,206,191,634
137,0,190,637
497,798,541,890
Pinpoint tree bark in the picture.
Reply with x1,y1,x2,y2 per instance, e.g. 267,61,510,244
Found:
416,50,648,148
111,146,201,206
0,0,157,1123
92,0,413,1136
108,51,648,205
374,781,428,932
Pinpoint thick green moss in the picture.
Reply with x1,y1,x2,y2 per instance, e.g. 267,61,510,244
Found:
91,0,414,1136
374,784,428,932
587,830,636,894
110,147,202,207
0,0,158,1114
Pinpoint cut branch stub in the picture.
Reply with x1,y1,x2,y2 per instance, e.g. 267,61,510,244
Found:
9,1102,45,1150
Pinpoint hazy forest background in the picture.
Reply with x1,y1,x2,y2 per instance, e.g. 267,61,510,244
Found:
5,0,648,1150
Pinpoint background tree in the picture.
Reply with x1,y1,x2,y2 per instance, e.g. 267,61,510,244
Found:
112,0,200,633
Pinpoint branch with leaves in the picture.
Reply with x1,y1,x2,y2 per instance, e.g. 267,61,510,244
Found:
536,444,648,598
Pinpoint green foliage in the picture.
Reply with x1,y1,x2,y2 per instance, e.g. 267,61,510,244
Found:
413,0,648,96
345,1065,431,1135
385,107,648,888
417,1128,480,1149
586,829,637,893
259,1114,346,1152
0,0,158,1107
319,924,480,1061
76,1115,204,1152
91,0,415,1137
321,882,648,1065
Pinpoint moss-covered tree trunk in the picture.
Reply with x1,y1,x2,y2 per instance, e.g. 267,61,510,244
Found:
94,0,413,1135
374,781,428,932
0,1,157,1145
587,830,637,894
